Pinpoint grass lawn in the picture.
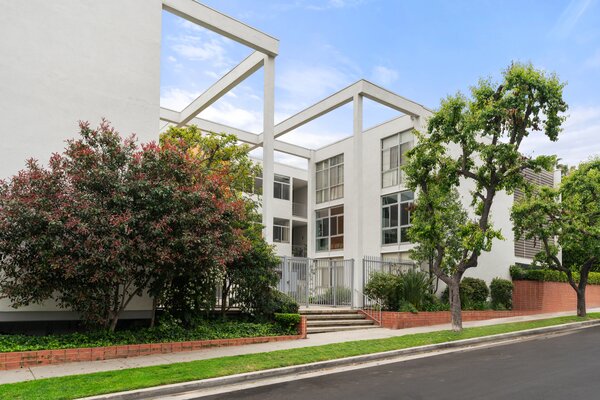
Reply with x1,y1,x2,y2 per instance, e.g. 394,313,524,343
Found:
1,314,598,400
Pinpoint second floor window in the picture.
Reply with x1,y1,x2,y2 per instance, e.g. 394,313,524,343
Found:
274,174,290,200
273,218,290,243
316,205,344,251
382,191,413,244
316,154,344,203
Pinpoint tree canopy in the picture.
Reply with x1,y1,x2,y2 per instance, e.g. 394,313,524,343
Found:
405,63,567,331
512,158,600,316
0,121,253,330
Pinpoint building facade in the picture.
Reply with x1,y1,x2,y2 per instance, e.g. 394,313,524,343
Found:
0,0,557,319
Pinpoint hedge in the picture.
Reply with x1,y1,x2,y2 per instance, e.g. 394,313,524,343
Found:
0,320,295,353
509,265,600,285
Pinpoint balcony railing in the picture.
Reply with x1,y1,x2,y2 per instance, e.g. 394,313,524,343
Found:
292,245,307,257
292,202,307,218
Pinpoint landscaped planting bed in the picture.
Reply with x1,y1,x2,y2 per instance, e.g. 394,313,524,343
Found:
0,316,308,370
0,321,296,353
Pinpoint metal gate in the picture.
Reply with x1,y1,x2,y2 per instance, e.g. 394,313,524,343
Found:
277,257,354,307
361,255,417,307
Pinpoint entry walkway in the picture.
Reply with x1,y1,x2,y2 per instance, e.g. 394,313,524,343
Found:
1,308,598,385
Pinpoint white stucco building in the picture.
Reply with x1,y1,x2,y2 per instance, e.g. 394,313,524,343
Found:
0,0,554,319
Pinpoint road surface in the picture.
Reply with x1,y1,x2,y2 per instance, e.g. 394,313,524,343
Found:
199,325,600,400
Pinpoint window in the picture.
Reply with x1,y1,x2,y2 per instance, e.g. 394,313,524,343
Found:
273,218,290,243
381,191,413,244
381,133,413,188
274,174,290,200
253,172,263,195
316,206,344,251
316,154,344,203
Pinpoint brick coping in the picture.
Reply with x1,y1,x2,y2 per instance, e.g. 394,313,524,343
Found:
360,309,540,329
0,316,308,371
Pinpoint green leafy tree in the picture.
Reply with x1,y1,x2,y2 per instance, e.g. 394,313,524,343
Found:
405,63,567,331
512,158,600,316
0,121,249,331
159,126,281,322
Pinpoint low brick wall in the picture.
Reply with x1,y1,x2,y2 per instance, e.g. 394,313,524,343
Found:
361,310,539,330
0,316,307,371
513,280,600,312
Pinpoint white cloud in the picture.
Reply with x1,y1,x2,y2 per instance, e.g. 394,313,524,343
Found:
200,102,263,133
160,87,199,111
371,66,399,85
552,0,593,38
171,37,229,67
520,105,600,166
277,65,351,102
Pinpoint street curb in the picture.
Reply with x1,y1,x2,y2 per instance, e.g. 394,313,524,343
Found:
83,319,600,400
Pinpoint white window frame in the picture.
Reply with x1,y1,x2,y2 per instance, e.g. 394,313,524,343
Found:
381,191,414,245
381,133,413,188
315,205,344,251
273,217,290,243
316,154,344,203
274,174,290,200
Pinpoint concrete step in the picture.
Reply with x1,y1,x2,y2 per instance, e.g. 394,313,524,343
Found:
304,313,365,320
299,309,357,315
307,319,375,327
307,325,380,334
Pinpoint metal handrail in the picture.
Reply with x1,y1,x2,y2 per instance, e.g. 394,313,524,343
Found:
354,288,383,327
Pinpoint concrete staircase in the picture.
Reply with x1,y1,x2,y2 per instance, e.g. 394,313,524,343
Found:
300,309,378,334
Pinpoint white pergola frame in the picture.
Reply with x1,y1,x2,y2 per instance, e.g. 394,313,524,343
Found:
159,0,431,246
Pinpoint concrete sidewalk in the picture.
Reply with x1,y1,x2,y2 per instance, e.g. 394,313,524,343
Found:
2,308,598,385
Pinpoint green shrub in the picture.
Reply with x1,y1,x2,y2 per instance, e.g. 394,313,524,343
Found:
316,286,352,305
510,265,600,285
0,320,292,353
441,278,490,310
273,313,301,333
364,269,434,312
364,271,403,311
401,269,433,310
398,300,418,313
490,278,513,310
461,277,489,304
267,291,299,314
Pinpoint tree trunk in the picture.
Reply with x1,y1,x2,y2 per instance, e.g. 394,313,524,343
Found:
449,280,463,332
108,310,120,332
150,296,157,328
577,289,587,317
220,280,228,319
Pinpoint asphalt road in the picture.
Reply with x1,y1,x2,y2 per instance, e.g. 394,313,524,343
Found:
199,326,600,400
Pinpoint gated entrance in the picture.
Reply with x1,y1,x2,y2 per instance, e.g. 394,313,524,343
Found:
277,257,354,307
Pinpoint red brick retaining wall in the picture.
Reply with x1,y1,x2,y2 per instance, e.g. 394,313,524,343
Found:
512,280,600,312
361,310,539,329
360,281,600,330
0,316,307,371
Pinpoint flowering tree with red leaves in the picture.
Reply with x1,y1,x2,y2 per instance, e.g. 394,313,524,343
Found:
0,121,249,331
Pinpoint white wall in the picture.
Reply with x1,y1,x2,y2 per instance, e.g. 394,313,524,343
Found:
0,0,161,319
0,0,162,179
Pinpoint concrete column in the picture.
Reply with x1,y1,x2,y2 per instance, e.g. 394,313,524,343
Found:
262,55,275,243
352,94,363,307
306,150,316,258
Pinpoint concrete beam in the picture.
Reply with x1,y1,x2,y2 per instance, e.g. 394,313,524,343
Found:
359,80,430,117
162,0,279,56
272,82,359,139
160,108,312,158
188,117,260,145
273,140,312,159
178,51,265,126
159,107,181,124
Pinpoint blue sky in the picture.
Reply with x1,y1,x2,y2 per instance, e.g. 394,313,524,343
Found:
160,0,600,168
